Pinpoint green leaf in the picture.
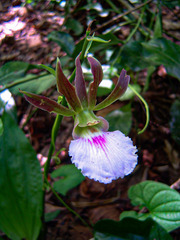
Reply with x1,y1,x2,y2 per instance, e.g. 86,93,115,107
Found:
128,181,180,232
169,99,180,144
0,118,3,136
65,18,83,36
48,31,75,56
51,164,85,196
142,38,180,80
120,210,149,221
120,38,180,81
154,13,162,38
45,209,60,222
0,111,43,240
120,41,150,71
87,36,111,43
0,61,39,85
10,73,56,95
94,217,172,240
0,61,30,85
161,0,180,8
38,64,56,76
105,104,132,135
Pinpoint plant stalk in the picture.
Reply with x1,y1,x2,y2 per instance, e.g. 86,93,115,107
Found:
39,28,92,240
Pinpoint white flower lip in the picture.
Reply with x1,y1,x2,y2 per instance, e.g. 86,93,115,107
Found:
69,130,138,184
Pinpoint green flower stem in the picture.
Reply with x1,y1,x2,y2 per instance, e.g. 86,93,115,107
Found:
128,84,149,134
40,29,92,239
45,176,92,230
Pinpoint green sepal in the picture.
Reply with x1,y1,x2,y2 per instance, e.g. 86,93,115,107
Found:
56,58,82,112
20,90,75,116
75,54,88,108
94,69,130,111
87,56,103,110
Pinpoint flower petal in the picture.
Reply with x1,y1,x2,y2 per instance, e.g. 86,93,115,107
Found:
56,58,82,112
75,54,88,108
87,56,103,109
20,90,75,116
94,69,130,111
69,130,137,184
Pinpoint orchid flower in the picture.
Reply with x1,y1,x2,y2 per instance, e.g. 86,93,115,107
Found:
21,54,137,184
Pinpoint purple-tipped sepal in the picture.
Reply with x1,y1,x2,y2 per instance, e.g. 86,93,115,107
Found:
87,56,103,109
94,69,130,111
20,90,75,116
75,54,88,108
56,58,82,112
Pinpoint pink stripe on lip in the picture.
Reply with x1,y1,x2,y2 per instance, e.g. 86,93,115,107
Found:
87,134,107,152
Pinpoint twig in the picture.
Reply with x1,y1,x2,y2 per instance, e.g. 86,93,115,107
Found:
93,0,153,32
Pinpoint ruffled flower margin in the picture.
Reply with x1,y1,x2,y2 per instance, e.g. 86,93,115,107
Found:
69,129,137,184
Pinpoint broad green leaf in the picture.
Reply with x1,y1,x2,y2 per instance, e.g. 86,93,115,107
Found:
94,217,172,240
120,210,149,221
0,61,29,85
45,209,60,222
0,118,3,136
169,99,180,144
0,61,39,85
65,18,83,36
105,104,132,135
9,73,56,95
48,31,75,56
161,0,180,8
0,111,43,240
120,38,180,81
128,181,180,232
51,164,85,196
120,41,150,71
142,38,180,80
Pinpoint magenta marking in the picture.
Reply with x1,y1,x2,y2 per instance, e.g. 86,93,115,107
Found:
91,135,107,152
